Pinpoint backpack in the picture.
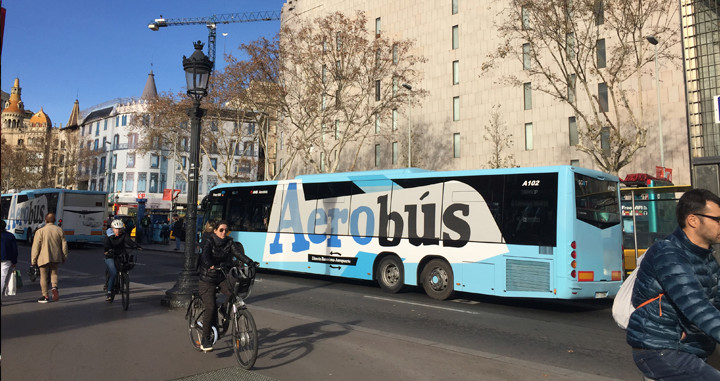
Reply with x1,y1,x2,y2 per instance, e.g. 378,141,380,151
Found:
612,255,644,329
612,254,666,329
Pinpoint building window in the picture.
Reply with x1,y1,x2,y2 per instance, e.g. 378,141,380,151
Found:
99,178,105,192
210,120,218,131
375,17,381,37
375,80,381,101
210,158,218,170
453,133,461,158
113,134,119,147
521,6,530,30
116,173,124,192
335,120,340,139
594,0,604,25
566,33,575,60
128,133,138,148
375,144,381,167
569,116,578,146
570,159,580,166
150,173,159,193
93,139,99,151
336,31,342,50
392,44,398,64
112,154,117,169
597,39,606,68
138,173,147,192
523,43,531,70
452,25,459,49
568,74,577,103
393,77,398,97
525,123,534,150
375,114,381,134
95,122,100,136
392,109,398,130
601,127,610,155
122,115,127,126
453,60,459,84
127,153,136,168
322,65,327,84
598,82,608,112
524,83,532,110
104,120,108,130
392,142,399,164
151,154,159,168
453,96,460,121
452,0,458,14
181,156,187,169
100,156,106,171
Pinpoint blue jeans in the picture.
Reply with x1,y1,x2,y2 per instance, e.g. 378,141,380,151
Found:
175,236,182,250
105,258,117,293
633,349,720,380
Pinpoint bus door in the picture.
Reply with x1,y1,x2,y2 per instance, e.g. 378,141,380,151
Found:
573,173,622,287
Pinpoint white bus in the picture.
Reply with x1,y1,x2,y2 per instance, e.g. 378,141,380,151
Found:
2,189,108,245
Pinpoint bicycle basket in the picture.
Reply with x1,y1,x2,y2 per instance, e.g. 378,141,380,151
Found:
117,253,136,271
230,265,255,295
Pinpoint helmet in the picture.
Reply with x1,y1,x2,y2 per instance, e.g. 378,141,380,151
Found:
110,219,125,229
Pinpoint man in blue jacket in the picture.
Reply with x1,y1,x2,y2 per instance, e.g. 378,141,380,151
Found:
628,189,720,380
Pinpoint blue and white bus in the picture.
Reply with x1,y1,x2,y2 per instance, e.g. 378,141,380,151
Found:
202,166,623,300
2,189,108,245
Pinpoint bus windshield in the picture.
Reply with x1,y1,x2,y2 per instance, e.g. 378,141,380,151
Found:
574,173,620,229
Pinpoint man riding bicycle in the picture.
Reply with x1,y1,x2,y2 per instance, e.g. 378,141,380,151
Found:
104,219,142,301
198,220,257,352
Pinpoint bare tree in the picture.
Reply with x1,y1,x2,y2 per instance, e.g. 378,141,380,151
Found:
1,139,42,192
482,0,680,174
234,11,427,174
484,105,516,169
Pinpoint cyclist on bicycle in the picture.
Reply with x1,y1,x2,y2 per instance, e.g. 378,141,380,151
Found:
104,219,142,301
198,220,257,352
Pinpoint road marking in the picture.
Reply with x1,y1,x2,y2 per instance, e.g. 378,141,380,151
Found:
363,295,480,315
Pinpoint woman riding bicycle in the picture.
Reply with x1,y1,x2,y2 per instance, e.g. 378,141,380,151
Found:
198,220,257,352
104,219,142,301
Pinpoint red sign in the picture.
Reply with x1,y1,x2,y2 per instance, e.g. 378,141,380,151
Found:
137,193,146,199
655,166,672,182
162,189,181,201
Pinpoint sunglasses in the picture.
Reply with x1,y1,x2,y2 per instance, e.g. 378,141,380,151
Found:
694,213,720,223
217,228,228,232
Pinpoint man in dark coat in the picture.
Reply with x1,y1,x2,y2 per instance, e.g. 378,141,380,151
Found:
171,214,184,251
627,189,720,380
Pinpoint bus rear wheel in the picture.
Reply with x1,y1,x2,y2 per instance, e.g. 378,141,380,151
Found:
421,259,454,300
377,256,404,294
27,228,34,245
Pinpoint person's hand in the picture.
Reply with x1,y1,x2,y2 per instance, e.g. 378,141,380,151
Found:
252,261,260,268
138,247,143,252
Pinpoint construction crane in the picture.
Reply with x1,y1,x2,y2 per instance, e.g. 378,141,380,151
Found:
148,10,281,69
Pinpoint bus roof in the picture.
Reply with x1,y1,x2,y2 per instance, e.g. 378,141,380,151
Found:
209,165,618,191
620,185,692,195
2,189,107,196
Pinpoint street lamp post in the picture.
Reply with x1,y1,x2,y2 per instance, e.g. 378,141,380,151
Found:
402,83,412,168
646,35,664,178
162,41,213,308
104,141,113,211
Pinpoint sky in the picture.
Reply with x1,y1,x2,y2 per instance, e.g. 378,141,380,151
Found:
1,0,287,127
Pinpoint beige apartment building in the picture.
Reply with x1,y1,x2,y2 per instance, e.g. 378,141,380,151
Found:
278,0,697,185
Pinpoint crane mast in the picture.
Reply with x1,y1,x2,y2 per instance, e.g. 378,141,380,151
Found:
148,10,281,69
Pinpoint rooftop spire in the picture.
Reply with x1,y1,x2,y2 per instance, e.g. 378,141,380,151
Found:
141,70,158,100
66,99,80,128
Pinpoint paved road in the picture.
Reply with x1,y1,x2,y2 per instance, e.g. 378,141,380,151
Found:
2,242,628,380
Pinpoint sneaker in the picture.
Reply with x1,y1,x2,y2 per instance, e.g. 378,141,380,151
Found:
106,293,113,302
51,287,59,301
200,337,213,352
37,296,49,303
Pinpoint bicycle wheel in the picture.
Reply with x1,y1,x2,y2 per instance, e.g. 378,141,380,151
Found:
187,296,205,351
232,308,258,369
120,272,130,310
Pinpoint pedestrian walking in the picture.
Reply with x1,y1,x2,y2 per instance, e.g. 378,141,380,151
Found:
172,214,184,251
1,220,19,299
627,189,720,380
30,213,69,303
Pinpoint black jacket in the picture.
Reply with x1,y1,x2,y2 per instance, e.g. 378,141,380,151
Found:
104,233,140,258
198,234,253,283
627,227,720,357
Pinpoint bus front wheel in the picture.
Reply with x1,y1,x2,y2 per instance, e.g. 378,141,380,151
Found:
421,259,454,300
377,256,404,294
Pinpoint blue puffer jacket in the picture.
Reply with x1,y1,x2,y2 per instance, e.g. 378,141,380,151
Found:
626,227,720,357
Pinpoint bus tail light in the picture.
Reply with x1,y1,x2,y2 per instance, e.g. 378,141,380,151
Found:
611,271,622,281
571,251,576,259
571,260,577,268
571,270,576,278
571,241,576,249
578,271,594,282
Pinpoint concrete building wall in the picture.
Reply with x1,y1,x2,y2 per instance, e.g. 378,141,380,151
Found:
280,0,691,184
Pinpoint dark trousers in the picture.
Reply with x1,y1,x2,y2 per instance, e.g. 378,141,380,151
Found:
198,278,232,340
633,348,720,380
